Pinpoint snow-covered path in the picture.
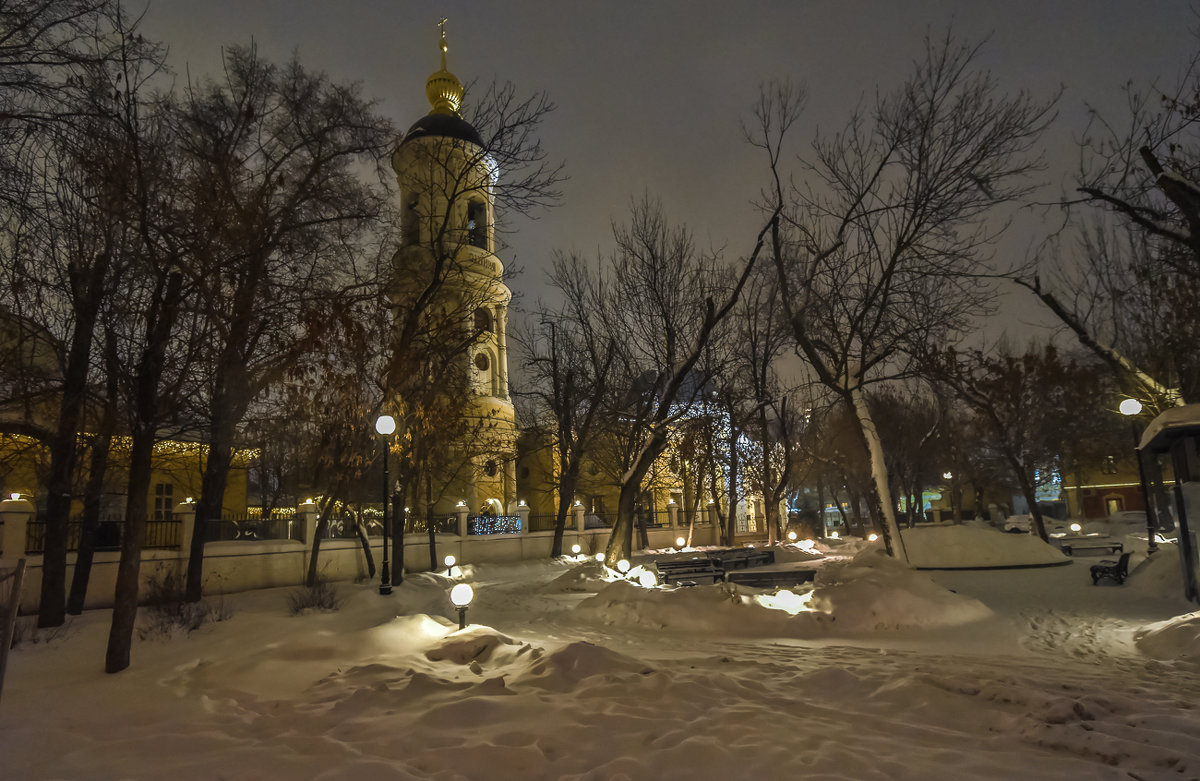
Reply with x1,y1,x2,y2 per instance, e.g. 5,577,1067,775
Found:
2,549,1198,780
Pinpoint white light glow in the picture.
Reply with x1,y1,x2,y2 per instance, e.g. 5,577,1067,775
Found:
868,533,879,542
449,583,474,607
375,414,396,435
444,554,456,568
638,571,657,588
1119,398,1143,416
829,531,840,539
617,559,631,573
787,530,797,541
571,544,581,555
675,536,686,548
942,471,953,480
595,552,604,562
1069,522,1082,533
9,493,20,501
753,589,817,615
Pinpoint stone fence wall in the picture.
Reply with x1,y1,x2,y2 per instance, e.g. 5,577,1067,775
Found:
0,498,722,614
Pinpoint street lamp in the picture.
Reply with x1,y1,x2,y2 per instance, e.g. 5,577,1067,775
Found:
444,554,456,576
1119,398,1158,555
450,582,474,629
375,414,397,595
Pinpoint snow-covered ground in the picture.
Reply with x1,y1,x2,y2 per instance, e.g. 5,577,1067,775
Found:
2,528,1199,780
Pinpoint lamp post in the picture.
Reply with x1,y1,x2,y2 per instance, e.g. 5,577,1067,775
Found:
376,414,397,594
450,583,474,630
1119,398,1158,555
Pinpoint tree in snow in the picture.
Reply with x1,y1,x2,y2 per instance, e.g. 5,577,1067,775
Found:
768,34,1054,561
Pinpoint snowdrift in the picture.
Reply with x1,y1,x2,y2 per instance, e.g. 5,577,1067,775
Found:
574,548,992,635
900,523,1069,568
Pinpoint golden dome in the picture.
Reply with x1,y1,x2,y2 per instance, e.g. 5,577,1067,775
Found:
426,19,463,115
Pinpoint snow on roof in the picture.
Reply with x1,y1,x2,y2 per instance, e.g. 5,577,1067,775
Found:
1139,403,1200,452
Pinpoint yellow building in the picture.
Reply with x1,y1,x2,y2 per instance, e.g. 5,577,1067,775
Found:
386,25,518,518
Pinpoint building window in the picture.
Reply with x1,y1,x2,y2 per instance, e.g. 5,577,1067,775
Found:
474,307,493,333
475,352,490,371
1102,455,1118,475
467,200,487,249
153,483,174,521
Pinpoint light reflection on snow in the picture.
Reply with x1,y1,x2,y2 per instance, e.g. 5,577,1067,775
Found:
753,588,817,615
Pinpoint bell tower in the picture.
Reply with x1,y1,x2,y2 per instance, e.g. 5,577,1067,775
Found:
389,21,517,516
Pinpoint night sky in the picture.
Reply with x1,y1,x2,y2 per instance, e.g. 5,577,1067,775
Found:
141,1,1198,337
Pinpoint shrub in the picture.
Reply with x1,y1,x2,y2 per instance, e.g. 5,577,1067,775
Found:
288,579,342,614
138,566,231,640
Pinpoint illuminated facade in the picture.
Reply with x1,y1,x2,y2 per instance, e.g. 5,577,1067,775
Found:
387,23,517,516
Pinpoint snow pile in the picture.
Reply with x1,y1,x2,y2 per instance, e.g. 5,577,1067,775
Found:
575,548,991,635
812,549,993,631
1126,544,1185,599
1135,611,1200,662
901,523,1068,568
540,559,612,592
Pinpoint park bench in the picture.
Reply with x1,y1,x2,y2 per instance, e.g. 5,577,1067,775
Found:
1061,538,1123,556
655,558,723,585
725,568,816,589
1090,551,1132,585
709,549,775,571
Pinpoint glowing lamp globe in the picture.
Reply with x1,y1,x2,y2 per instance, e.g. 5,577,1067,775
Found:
675,536,686,548
450,583,474,608
594,552,604,562
375,414,396,435
449,582,474,630
868,533,879,542
1069,522,1082,533
787,530,797,542
1119,398,1143,417
829,530,840,539
638,571,657,588
617,559,631,573
444,554,456,568
571,544,582,555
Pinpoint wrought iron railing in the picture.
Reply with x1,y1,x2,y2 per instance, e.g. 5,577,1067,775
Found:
467,514,521,535
24,516,180,553
205,515,302,543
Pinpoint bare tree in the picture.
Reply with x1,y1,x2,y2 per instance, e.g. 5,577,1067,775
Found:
768,35,1053,560
176,45,396,603
519,256,616,557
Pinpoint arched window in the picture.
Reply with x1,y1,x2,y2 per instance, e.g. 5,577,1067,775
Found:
467,200,487,249
474,307,493,333
474,352,490,371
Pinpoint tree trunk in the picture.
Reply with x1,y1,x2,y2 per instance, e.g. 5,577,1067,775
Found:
186,369,247,602
552,468,578,558
105,269,184,674
1010,458,1049,542
606,431,670,565
849,387,908,562
353,508,376,579
305,494,338,587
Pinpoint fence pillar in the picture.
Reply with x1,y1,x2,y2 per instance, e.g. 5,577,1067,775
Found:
174,500,196,556
517,503,529,533
0,498,33,558
573,503,585,532
668,502,679,529
298,500,318,543
456,505,469,537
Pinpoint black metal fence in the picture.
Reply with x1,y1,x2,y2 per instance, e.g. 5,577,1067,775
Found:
204,515,302,543
467,514,521,535
24,516,180,554
409,516,459,535
638,510,670,529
